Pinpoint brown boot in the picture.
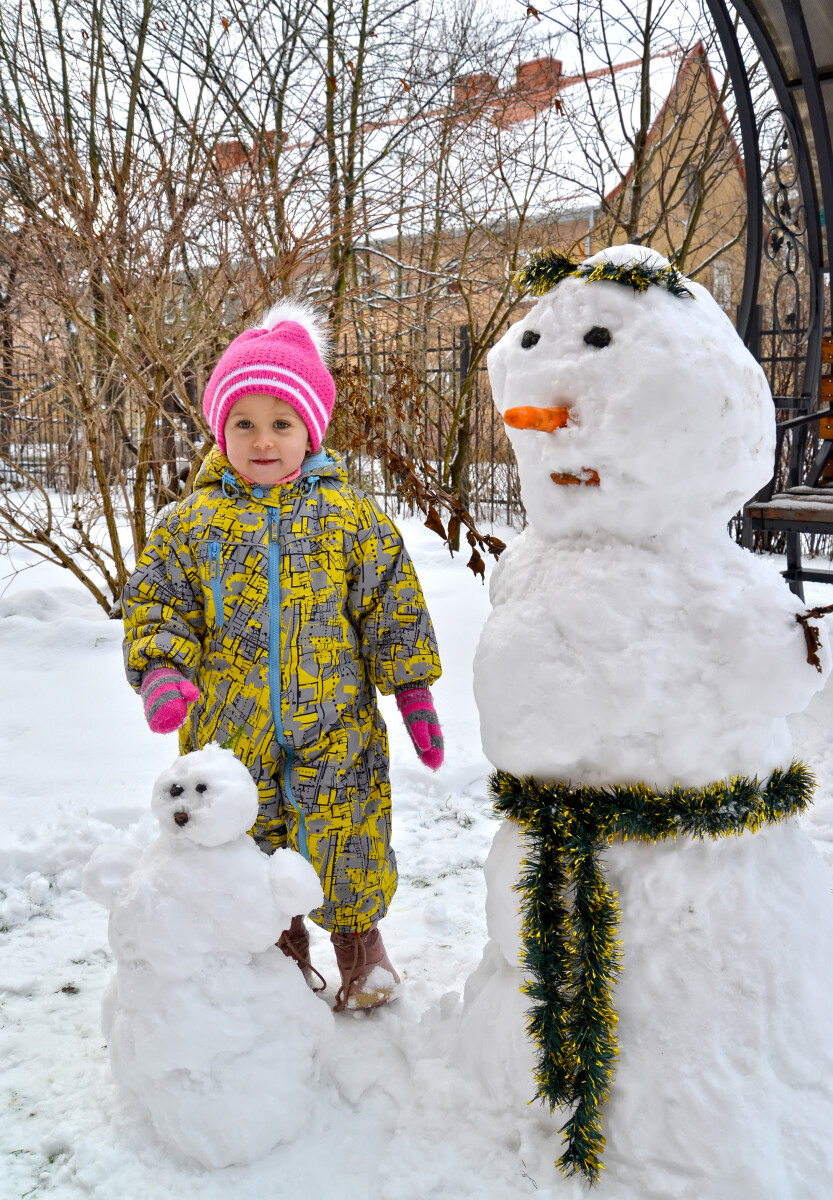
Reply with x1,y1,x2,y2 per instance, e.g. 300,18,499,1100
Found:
277,915,326,992
331,924,401,1012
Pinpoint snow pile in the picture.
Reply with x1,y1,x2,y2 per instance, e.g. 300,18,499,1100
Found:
788,672,833,871
486,244,773,543
83,743,333,1169
462,245,833,1196
476,244,828,787
475,534,824,787
6,480,833,1196
460,818,833,1199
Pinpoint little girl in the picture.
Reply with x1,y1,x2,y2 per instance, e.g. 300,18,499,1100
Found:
122,301,443,1010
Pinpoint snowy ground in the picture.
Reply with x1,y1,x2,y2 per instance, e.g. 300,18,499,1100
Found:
2,518,833,1199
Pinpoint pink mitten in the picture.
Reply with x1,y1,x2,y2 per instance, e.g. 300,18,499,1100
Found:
395,686,444,770
140,666,201,734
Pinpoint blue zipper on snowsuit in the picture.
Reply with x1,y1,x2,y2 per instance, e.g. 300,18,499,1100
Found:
206,541,226,627
265,471,323,861
223,461,326,862
264,505,309,861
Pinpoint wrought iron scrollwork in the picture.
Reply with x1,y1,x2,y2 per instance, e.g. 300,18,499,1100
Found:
759,105,816,350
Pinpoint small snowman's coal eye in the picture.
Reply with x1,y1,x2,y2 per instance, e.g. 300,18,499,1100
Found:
583,326,612,349
521,330,540,349
195,783,208,794
169,783,184,797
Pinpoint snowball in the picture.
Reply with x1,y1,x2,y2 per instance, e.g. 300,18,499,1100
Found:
474,529,827,788
82,844,141,908
88,744,333,1168
477,246,829,787
460,817,833,1197
151,743,259,847
487,244,774,542
269,846,330,922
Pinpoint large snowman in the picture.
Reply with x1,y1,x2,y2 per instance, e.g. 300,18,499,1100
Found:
460,245,833,1198
83,743,333,1169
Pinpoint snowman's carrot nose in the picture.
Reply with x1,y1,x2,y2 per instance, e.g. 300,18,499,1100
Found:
504,406,571,432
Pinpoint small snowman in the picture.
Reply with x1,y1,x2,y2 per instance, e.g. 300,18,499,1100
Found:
83,743,333,1169
460,245,833,1198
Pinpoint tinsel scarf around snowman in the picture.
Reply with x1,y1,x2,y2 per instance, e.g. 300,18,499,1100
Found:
489,763,815,1185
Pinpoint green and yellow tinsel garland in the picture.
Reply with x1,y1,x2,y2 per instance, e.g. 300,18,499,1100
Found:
513,248,694,299
490,761,815,1186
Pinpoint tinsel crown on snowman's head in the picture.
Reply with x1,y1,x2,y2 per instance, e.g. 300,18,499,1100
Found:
514,247,693,300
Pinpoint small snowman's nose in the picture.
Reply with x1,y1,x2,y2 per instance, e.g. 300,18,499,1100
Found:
504,406,571,433
173,811,189,827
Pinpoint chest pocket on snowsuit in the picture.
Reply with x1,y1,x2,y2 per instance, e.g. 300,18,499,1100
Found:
194,538,231,628
307,533,346,665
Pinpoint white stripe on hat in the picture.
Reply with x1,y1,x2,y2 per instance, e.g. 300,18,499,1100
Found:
210,363,328,430
212,362,326,419
208,363,323,426
213,374,326,441
214,374,326,441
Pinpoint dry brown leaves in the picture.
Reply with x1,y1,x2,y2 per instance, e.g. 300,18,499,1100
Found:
331,355,504,581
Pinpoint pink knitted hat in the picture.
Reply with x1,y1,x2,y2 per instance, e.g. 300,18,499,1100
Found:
203,301,336,452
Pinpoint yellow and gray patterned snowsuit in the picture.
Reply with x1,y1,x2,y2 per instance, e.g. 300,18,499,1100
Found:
122,446,442,933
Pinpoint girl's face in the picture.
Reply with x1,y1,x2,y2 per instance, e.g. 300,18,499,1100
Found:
224,393,312,486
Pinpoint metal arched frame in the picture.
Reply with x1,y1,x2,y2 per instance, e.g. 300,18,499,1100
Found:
703,0,764,347
705,0,828,385
705,0,833,595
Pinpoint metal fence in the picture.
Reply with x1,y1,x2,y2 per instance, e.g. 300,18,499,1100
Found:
7,317,833,545
331,325,524,527
0,373,80,491
0,328,526,529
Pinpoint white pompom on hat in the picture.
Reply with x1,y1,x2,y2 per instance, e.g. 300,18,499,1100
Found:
203,301,336,453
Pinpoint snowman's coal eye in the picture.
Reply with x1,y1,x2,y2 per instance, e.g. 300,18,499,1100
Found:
521,330,540,349
583,326,612,348
170,783,184,797
195,783,208,794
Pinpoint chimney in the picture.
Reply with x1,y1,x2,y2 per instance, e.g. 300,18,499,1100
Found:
515,57,562,95
454,71,498,107
215,139,247,173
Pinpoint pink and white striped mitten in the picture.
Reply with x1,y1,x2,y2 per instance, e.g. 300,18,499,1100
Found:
395,686,444,771
140,666,201,734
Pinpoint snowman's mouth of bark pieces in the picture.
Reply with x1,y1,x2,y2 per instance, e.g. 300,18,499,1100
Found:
501,406,599,485
173,811,190,826
504,405,571,433
551,468,600,487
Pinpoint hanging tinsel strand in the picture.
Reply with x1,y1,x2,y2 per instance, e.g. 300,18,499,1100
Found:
490,760,815,1185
